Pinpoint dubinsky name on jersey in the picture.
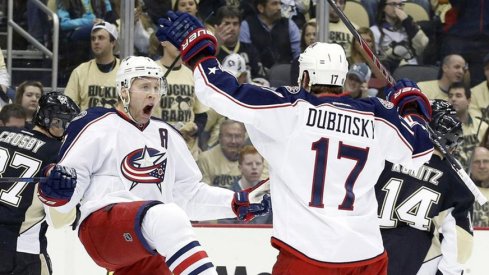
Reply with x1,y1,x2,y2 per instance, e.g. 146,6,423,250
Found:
192,57,434,266
376,157,474,275
0,127,61,254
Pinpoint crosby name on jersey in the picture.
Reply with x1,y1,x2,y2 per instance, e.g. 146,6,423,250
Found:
0,130,46,153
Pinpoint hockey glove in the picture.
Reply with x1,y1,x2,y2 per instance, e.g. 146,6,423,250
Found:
157,11,217,64
38,164,77,207
386,78,432,122
232,179,272,222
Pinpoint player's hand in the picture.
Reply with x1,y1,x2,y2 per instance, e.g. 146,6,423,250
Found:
232,179,272,222
38,164,77,207
157,11,217,63
386,78,432,122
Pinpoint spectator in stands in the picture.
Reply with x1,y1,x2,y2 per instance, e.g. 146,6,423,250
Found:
447,82,487,169
0,104,26,128
418,54,467,101
197,119,246,188
290,20,316,85
57,0,116,39
344,63,373,99
0,48,12,108
348,27,389,91
153,29,209,160
441,0,489,87
111,0,155,56
64,22,120,110
57,0,116,67
345,1,432,28
215,6,265,80
219,145,272,224
172,0,198,16
349,27,376,65
14,80,43,128
470,146,489,227
469,53,489,116
239,0,301,74
328,0,358,58
370,0,429,72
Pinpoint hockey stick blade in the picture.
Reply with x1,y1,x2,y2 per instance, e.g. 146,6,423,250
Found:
0,177,46,183
326,0,395,87
426,124,487,205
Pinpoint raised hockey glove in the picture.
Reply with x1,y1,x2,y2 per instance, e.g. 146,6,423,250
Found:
232,179,272,222
386,78,432,122
157,11,217,64
38,164,77,207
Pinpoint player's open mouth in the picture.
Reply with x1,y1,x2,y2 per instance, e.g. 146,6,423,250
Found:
143,105,153,115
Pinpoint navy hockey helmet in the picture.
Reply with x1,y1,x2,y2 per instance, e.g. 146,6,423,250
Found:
33,92,80,139
429,99,462,151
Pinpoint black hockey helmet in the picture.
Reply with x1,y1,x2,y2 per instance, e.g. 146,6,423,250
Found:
429,99,462,151
33,92,80,139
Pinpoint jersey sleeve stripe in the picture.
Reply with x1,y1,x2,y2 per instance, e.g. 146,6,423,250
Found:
196,58,292,109
375,117,413,152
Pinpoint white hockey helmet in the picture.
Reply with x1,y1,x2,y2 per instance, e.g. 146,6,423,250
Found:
116,56,168,97
298,42,348,87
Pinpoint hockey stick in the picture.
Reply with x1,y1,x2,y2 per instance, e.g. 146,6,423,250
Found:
326,0,487,205
326,0,395,87
426,126,487,205
0,177,45,183
163,54,181,78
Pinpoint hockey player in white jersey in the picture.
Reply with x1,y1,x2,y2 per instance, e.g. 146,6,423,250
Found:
157,11,435,275
36,56,271,275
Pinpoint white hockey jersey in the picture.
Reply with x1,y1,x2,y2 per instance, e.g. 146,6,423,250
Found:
193,57,434,266
55,107,236,225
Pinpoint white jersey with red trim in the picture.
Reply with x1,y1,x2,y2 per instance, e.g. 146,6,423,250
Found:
55,107,236,225
193,57,434,266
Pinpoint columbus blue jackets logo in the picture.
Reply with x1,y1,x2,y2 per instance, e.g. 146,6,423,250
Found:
121,146,167,191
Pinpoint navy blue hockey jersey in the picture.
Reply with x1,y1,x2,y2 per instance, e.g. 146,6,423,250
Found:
376,155,474,274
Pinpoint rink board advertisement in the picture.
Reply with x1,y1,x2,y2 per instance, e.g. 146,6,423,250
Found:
47,225,489,275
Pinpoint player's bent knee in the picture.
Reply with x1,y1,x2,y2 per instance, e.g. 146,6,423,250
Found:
142,203,197,255
145,203,192,229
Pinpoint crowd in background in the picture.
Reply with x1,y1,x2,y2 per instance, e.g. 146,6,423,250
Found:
2,0,489,226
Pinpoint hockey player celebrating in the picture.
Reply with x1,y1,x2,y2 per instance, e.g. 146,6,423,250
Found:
37,56,271,275
157,11,434,275
376,99,475,275
0,92,79,274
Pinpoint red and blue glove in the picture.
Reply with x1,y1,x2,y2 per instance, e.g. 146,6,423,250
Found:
38,164,77,207
232,179,272,222
386,78,432,122
157,11,217,64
